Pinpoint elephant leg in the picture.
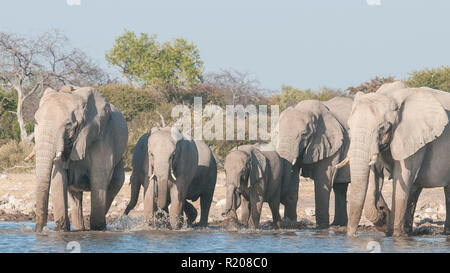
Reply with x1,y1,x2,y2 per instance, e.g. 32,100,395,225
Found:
331,183,348,226
313,179,331,229
390,157,422,237
183,201,198,226
89,171,109,231
404,183,422,234
269,191,282,229
240,197,251,226
198,192,213,227
169,185,185,229
106,161,125,213
444,185,450,234
143,180,155,224
283,167,299,222
68,190,84,231
249,193,263,229
51,162,70,231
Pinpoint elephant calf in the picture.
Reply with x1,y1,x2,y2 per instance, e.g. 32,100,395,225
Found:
125,127,217,229
223,144,289,229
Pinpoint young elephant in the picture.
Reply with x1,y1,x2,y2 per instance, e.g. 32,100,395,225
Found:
222,144,287,229
125,127,217,229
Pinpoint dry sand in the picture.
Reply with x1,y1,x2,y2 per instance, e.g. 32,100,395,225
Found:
0,170,447,235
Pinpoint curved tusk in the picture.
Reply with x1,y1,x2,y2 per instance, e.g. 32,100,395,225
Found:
170,169,176,181
24,151,35,162
156,111,166,128
368,155,377,167
292,158,297,166
149,173,156,181
53,152,63,163
335,157,349,169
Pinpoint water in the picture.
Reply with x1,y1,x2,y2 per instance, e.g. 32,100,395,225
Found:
0,220,449,253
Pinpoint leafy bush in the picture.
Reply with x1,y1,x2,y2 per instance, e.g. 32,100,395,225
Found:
98,84,159,121
346,76,395,94
0,140,34,172
271,85,347,110
405,66,450,92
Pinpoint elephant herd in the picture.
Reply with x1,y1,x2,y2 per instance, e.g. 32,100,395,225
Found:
30,82,450,237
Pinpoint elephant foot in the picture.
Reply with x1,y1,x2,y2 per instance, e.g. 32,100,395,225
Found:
331,219,347,227
35,224,45,233
90,219,106,231
346,226,358,237
54,217,70,231
185,209,198,226
314,223,329,230
391,230,407,237
223,216,241,231
443,227,450,235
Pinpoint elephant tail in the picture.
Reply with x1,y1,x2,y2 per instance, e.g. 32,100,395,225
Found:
124,174,141,215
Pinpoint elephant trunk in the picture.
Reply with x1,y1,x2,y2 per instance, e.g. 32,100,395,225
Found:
124,174,141,215
154,161,170,209
347,132,371,236
364,169,390,233
34,127,57,232
223,184,239,217
277,138,299,166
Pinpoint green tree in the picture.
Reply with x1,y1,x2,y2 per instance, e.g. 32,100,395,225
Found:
405,66,450,92
105,30,203,92
271,85,315,109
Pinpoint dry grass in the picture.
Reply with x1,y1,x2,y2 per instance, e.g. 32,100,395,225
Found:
0,140,34,172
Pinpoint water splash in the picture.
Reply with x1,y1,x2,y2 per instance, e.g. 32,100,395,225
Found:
108,215,147,231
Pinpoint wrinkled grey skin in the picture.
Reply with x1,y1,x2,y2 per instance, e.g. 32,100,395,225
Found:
276,97,353,228
125,127,217,229
223,144,288,229
347,82,450,237
34,87,128,232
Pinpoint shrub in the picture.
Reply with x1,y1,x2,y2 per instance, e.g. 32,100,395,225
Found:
0,140,34,172
405,66,450,92
271,85,347,110
346,76,395,95
97,84,159,121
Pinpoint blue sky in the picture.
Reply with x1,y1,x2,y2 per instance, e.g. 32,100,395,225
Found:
1,0,449,91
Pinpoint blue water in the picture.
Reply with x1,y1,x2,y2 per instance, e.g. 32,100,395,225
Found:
0,221,449,253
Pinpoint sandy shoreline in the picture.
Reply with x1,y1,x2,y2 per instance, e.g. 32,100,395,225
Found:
0,170,447,235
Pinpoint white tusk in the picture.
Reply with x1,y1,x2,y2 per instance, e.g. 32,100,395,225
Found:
53,152,63,163
149,174,156,181
170,169,176,181
24,151,35,162
335,157,349,169
368,155,377,166
292,158,297,166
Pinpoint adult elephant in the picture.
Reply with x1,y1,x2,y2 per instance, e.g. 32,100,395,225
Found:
33,87,128,232
346,82,450,237
222,144,289,229
276,97,353,228
125,127,217,229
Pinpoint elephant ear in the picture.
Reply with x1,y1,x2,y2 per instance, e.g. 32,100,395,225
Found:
389,90,448,160
70,88,112,161
302,105,344,164
249,149,267,188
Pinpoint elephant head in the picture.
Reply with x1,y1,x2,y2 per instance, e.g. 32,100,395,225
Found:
147,127,185,210
346,82,449,236
34,87,111,232
222,146,267,217
277,100,345,168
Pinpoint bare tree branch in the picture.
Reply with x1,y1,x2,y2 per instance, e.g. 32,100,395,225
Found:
0,30,111,143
